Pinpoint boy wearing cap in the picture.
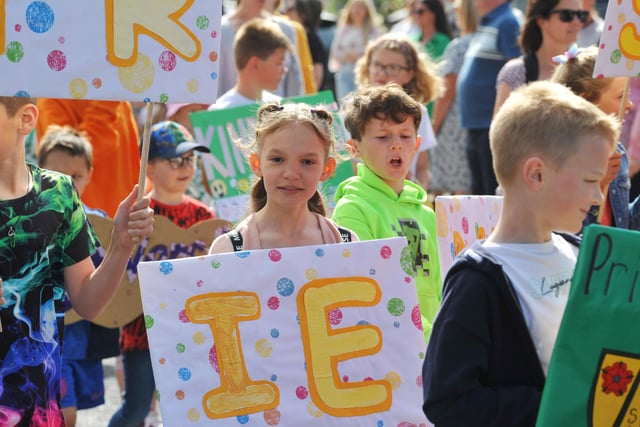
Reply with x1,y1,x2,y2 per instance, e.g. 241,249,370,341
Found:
108,120,215,427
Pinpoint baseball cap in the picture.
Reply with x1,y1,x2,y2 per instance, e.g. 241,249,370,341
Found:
146,120,210,160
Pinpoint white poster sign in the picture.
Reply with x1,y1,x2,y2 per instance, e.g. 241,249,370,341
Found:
593,0,640,77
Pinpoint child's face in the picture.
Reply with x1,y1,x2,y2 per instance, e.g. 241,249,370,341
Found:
595,77,633,118
351,116,420,194
257,48,288,92
41,150,92,196
147,150,197,196
368,48,414,87
252,122,335,211
543,134,612,233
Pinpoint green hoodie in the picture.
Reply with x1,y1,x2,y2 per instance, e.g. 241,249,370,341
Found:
332,163,442,341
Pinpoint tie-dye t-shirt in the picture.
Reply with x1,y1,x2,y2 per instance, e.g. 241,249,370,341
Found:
0,164,99,425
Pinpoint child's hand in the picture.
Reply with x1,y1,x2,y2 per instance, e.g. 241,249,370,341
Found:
600,151,623,191
112,185,154,248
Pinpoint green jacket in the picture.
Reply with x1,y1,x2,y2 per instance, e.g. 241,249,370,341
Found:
332,164,442,341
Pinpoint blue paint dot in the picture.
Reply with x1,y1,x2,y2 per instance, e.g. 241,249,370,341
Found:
271,374,277,381
159,261,173,275
210,72,218,80
235,251,250,259
236,415,249,424
369,268,376,275
357,320,369,325
315,248,325,257
143,97,151,102
270,328,279,338
276,277,294,297
393,321,400,328
177,367,192,381
26,2,55,33
377,420,384,427
14,90,30,98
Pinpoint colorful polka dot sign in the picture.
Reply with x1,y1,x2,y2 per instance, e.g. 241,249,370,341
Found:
593,0,640,78
137,237,429,426
0,1,220,102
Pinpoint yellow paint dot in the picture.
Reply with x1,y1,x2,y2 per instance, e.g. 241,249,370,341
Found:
159,303,167,309
117,53,155,94
618,13,626,24
626,59,635,71
187,408,200,421
193,331,205,344
187,78,199,93
306,400,323,418
453,197,461,212
385,371,402,390
305,268,318,280
237,179,250,192
69,78,88,99
255,338,273,357
342,249,351,258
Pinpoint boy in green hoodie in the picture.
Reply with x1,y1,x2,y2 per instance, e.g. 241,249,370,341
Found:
332,83,441,341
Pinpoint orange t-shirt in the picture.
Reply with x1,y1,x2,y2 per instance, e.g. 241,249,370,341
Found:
36,99,140,218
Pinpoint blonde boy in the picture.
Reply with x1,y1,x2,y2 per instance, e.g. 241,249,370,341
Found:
211,18,294,109
422,81,620,426
331,84,441,341
0,97,153,425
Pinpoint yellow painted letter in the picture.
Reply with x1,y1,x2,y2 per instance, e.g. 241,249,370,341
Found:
106,0,200,67
297,277,391,416
186,292,279,419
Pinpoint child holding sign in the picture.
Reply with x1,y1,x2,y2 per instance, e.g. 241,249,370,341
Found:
550,45,640,231
0,96,154,425
110,120,215,427
422,81,619,426
332,84,441,341
38,125,120,427
209,103,355,253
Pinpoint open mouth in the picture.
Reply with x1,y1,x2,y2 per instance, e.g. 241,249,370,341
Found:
390,156,403,166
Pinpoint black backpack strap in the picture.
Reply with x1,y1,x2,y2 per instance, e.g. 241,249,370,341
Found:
523,53,539,84
228,230,244,252
338,227,352,243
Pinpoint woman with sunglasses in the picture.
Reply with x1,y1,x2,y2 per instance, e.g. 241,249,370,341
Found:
493,0,586,114
410,0,453,63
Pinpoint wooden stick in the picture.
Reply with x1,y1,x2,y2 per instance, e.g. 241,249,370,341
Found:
137,101,155,200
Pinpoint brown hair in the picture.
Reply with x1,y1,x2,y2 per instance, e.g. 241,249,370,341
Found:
354,34,443,104
343,83,423,141
246,103,339,215
0,96,36,117
38,125,93,170
234,18,293,71
490,80,619,186
550,45,612,104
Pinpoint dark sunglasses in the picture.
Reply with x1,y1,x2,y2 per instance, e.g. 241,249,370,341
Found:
549,9,589,23
411,8,427,15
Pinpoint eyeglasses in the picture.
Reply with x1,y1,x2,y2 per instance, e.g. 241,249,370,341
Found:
411,8,427,15
369,62,411,76
166,155,196,169
549,9,589,23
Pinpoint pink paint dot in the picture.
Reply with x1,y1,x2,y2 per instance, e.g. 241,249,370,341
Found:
47,50,67,71
343,375,349,382
416,375,423,387
178,309,190,323
461,216,469,234
158,50,177,71
196,279,204,287
91,78,102,89
14,24,21,32
404,276,412,283
295,385,308,399
380,245,392,259
411,305,423,330
267,296,280,310
58,36,65,44
363,376,374,381
211,30,218,38
209,345,220,373
328,308,343,325
608,25,612,31
268,249,282,262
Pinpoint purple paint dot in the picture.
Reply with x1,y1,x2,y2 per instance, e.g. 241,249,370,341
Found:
211,30,218,38
14,24,21,32
47,50,66,71
328,308,343,325
267,296,280,310
343,375,349,382
158,50,177,71
178,309,190,323
58,36,65,44
295,386,308,399
209,345,219,373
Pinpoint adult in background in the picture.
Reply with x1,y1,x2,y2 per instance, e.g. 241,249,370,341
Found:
36,99,140,218
411,0,453,62
576,0,603,47
493,0,585,114
456,0,521,195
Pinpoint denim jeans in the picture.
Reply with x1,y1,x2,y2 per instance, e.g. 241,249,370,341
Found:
108,350,155,427
466,128,498,195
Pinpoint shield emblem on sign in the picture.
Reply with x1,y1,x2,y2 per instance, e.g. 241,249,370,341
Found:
589,349,640,426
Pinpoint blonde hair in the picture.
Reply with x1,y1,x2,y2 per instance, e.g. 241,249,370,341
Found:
455,0,479,35
247,103,338,215
490,81,620,186
338,0,383,39
550,46,613,104
354,34,443,104
38,125,93,170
